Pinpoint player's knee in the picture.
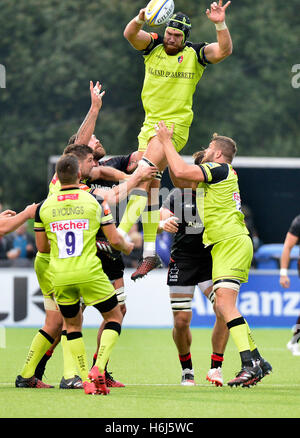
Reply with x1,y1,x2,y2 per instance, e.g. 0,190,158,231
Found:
173,312,191,331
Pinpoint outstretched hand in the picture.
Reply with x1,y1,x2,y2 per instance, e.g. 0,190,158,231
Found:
206,0,231,23
90,81,105,111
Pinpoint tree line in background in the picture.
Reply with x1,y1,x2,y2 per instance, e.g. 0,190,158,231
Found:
0,0,299,211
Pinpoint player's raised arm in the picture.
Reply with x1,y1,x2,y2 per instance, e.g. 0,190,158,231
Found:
123,8,152,50
75,81,105,146
203,1,233,64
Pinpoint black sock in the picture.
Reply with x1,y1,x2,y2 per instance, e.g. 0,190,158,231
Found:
34,349,53,380
240,350,254,368
179,352,192,370
211,353,224,369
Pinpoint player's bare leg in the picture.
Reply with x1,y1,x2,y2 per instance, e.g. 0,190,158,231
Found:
170,293,195,386
118,136,167,280
92,278,126,387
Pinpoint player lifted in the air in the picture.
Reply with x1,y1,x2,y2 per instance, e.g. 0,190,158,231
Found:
117,1,232,281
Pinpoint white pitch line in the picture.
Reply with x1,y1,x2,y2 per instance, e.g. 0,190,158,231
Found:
1,382,300,388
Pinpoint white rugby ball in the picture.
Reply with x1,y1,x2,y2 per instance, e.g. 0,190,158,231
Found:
145,0,175,27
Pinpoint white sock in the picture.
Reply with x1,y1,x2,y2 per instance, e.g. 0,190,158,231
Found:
143,242,156,258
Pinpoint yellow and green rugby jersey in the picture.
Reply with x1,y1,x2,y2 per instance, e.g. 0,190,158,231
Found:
49,173,92,196
34,187,114,286
141,33,209,127
36,175,93,262
196,162,249,246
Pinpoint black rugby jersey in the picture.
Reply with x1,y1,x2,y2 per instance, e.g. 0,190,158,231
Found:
162,188,211,260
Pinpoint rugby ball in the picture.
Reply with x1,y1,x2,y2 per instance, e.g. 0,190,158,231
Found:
145,0,175,27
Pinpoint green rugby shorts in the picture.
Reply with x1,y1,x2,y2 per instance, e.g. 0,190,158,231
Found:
211,234,253,286
34,253,54,297
54,272,116,307
138,121,189,153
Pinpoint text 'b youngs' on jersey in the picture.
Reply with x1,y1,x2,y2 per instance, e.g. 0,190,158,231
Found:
162,187,212,260
34,188,114,287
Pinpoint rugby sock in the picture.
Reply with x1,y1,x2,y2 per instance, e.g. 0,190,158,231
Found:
92,352,97,368
61,330,78,379
244,319,261,360
179,352,193,371
21,329,54,378
34,348,53,380
95,322,121,373
118,189,148,235
141,204,160,257
211,353,224,369
66,332,89,382
227,317,253,367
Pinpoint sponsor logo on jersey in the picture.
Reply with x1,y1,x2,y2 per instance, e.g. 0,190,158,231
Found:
50,219,89,232
57,194,79,201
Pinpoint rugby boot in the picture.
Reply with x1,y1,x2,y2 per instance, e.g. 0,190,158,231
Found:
105,370,125,388
181,368,195,386
88,366,110,395
206,367,223,387
59,375,83,389
131,254,162,281
227,364,263,388
15,375,54,388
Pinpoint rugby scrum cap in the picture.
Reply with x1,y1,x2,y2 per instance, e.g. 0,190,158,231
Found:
166,12,191,42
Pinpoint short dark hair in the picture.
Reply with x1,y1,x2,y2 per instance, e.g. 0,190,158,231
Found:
56,154,79,185
63,144,93,161
211,134,237,163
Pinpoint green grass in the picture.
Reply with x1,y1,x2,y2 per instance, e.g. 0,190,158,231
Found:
1,327,299,418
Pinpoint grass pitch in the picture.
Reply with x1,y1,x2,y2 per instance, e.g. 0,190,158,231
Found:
0,327,299,419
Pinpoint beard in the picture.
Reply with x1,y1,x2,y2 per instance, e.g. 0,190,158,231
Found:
93,146,106,161
163,41,183,55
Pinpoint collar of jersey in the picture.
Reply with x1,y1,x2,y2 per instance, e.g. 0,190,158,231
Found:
60,186,79,191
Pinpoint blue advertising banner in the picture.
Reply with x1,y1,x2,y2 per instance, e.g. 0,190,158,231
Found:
191,270,300,328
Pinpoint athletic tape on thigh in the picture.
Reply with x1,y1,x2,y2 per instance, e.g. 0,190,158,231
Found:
139,157,162,180
207,290,215,305
213,279,241,292
170,297,193,312
197,279,213,294
44,295,59,312
169,285,195,294
141,157,156,168
115,287,126,304
155,170,163,181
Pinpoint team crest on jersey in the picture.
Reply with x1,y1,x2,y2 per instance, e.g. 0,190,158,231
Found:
178,55,184,64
